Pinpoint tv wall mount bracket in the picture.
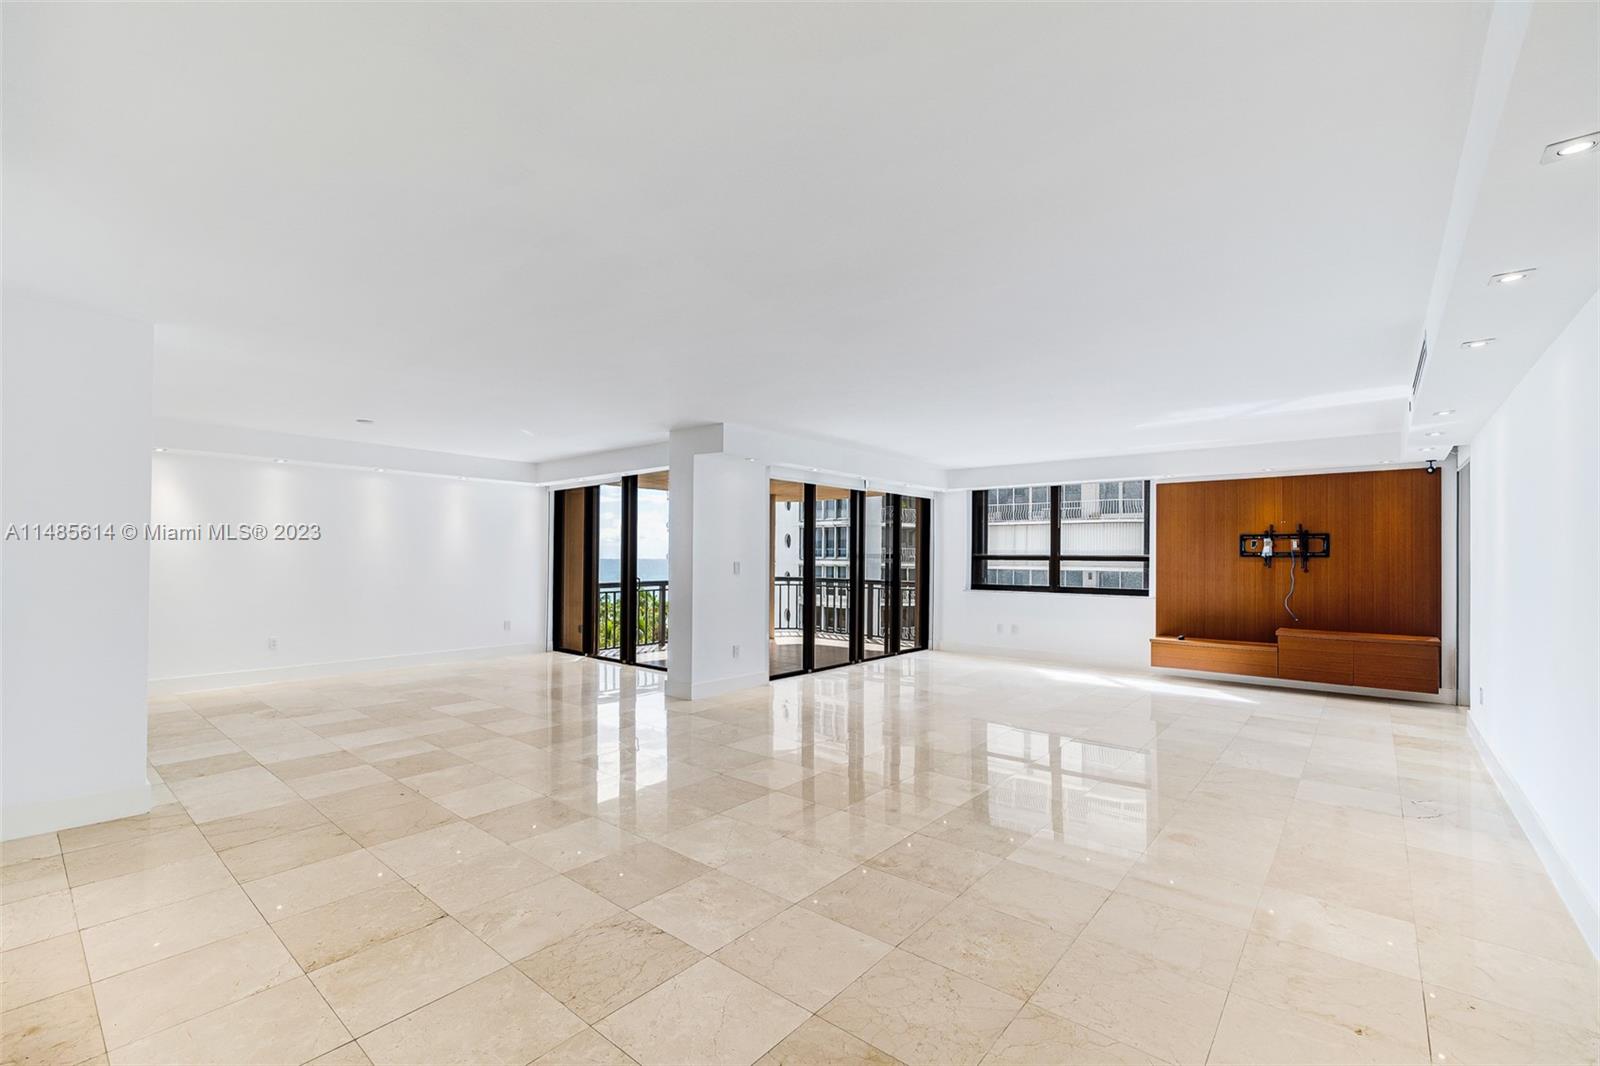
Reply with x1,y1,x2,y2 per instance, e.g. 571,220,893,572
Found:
1239,525,1330,570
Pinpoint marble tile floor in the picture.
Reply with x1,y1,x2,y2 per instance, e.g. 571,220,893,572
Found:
2,651,1595,1066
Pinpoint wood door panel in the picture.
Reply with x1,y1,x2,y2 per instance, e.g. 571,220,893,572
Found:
559,489,586,651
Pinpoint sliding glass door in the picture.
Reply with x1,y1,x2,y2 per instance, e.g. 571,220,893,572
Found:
634,471,669,669
769,481,806,678
551,472,669,671
862,491,892,661
899,495,929,651
813,486,852,670
769,479,931,679
596,481,624,660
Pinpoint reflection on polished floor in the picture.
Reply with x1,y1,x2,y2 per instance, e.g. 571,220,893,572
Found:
768,633,853,677
769,634,805,676
2,651,1595,1065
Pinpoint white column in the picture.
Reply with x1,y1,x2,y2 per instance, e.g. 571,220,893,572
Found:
665,429,699,699
666,426,769,700
2,287,154,838
684,452,769,699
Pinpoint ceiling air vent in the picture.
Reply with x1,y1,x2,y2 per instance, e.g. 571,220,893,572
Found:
1410,336,1429,398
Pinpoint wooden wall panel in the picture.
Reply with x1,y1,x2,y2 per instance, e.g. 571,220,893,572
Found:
1156,470,1441,643
1154,477,1282,642
1344,471,1441,637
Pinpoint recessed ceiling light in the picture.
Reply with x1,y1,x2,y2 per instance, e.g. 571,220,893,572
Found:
1541,132,1600,163
154,447,167,452
1461,338,1495,349
1490,269,1535,285
273,458,287,464
1433,409,1455,416
374,468,385,473
1425,431,1443,437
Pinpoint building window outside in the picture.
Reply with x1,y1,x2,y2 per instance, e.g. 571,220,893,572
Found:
972,480,1149,595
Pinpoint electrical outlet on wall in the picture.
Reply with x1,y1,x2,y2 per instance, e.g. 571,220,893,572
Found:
1479,686,1486,705
267,637,278,651
1010,624,1019,635
731,644,740,659
503,620,512,631
732,560,741,576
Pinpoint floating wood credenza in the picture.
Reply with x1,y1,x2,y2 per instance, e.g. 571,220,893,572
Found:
1150,628,1441,693
1151,470,1442,695
1149,635,1278,678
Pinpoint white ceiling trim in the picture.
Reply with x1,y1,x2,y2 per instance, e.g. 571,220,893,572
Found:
153,418,539,483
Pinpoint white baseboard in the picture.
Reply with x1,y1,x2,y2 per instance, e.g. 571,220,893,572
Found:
2,781,152,841
148,643,540,695
1467,717,1600,960
667,670,771,701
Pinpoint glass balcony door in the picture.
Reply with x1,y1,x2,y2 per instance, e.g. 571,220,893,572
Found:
813,486,853,670
769,480,931,679
595,481,625,661
633,471,669,671
862,491,892,660
769,480,807,678
899,495,929,651
552,473,670,671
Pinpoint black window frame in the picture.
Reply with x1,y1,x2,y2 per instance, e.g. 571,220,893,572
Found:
970,481,1150,597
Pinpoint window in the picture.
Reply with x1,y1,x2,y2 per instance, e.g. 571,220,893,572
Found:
971,480,1150,595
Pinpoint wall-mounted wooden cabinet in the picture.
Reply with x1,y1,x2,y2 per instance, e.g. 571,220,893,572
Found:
1277,628,1440,692
1149,628,1440,693
1149,636,1278,678
1151,469,1443,695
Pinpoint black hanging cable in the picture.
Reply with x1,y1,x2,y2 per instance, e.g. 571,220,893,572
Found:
1283,543,1300,622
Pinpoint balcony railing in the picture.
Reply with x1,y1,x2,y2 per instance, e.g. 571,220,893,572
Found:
1061,498,1143,520
773,576,918,644
596,580,669,654
986,502,1053,523
990,502,1144,522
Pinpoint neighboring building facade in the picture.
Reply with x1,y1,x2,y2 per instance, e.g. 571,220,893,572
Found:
982,480,1146,589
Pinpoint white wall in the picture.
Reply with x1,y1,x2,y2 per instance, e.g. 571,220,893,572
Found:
2,287,154,838
686,453,769,698
1467,291,1599,951
932,493,1158,670
149,452,544,689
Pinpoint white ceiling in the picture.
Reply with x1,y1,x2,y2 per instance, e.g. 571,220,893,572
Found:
3,2,1544,467
1411,1,1599,457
